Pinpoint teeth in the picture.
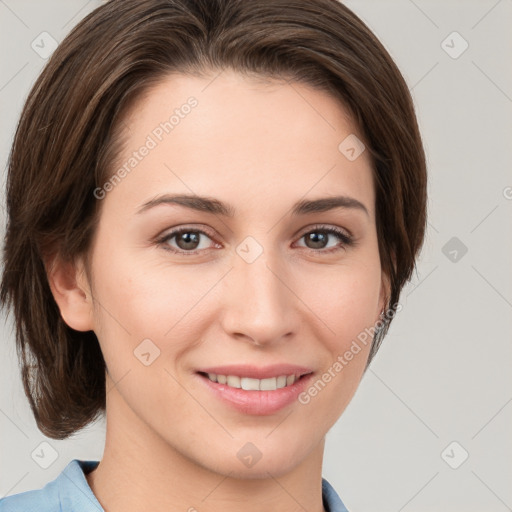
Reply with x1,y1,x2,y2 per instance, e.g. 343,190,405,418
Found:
241,377,260,390
205,373,298,390
259,377,276,391
227,375,241,388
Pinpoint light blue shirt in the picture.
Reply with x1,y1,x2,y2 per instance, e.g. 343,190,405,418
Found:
0,459,349,512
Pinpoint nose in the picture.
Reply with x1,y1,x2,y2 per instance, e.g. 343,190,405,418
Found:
219,246,300,347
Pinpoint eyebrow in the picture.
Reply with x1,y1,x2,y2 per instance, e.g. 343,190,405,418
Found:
136,193,369,217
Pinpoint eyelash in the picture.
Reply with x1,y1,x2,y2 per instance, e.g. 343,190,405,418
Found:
155,224,355,256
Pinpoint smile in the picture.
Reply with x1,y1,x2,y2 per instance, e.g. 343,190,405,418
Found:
203,372,298,391
195,364,314,414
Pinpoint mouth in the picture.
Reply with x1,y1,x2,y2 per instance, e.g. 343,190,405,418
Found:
194,365,315,415
197,371,311,391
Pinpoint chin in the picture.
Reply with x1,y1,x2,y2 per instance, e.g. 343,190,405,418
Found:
197,441,311,480
210,458,301,480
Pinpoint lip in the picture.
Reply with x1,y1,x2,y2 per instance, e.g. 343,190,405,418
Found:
195,364,314,415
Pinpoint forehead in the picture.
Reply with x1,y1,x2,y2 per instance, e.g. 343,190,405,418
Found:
106,69,375,220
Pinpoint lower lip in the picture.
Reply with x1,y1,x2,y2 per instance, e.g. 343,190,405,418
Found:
196,373,314,415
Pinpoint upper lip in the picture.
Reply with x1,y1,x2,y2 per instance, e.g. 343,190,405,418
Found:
197,364,314,380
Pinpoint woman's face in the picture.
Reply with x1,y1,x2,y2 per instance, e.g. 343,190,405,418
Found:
77,69,388,478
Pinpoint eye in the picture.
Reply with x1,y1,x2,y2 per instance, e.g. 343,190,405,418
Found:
295,225,354,253
156,227,218,254
156,224,355,255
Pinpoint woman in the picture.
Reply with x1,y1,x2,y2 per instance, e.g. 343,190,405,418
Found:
0,0,427,511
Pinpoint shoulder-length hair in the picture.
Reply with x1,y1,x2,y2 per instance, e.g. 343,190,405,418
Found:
0,0,427,439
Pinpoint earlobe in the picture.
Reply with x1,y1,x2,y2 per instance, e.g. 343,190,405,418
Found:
45,253,94,332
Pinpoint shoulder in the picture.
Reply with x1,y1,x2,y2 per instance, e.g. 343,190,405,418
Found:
0,459,101,512
322,477,350,512
0,486,58,512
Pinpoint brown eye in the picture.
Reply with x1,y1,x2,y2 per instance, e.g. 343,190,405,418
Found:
158,228,216,254
297,226,354,252
304,231,330,250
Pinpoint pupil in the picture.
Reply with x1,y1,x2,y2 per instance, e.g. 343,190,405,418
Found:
307,232,327,249
178,232,199,250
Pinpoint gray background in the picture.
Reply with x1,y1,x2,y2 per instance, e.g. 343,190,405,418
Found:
1,1,511,511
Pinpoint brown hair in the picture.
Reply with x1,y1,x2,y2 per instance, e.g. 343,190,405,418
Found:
0,0,427,439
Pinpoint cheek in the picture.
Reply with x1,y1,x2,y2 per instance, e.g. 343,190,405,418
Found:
291,261,381,418
90,248,224,367
294,266,380,426
296,259,382,346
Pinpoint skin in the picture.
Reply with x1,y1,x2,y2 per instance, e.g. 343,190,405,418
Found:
48,69,389,512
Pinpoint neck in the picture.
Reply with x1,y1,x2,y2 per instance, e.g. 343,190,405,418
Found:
86,386,327,512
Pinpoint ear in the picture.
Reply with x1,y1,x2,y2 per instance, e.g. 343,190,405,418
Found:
45,252,94,332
